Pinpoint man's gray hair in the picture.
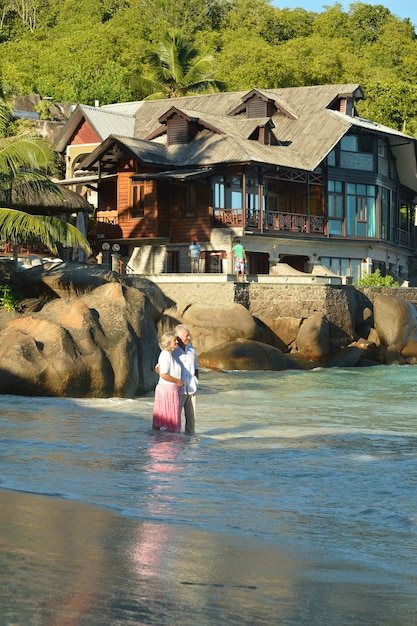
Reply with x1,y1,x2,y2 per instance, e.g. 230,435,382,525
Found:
175,324,190,335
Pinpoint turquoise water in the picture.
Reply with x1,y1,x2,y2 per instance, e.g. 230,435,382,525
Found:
1,366,417,625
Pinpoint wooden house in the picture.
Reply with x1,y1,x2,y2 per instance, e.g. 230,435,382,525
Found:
55,84,417,282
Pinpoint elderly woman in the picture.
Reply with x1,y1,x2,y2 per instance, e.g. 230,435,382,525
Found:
152,332,184,432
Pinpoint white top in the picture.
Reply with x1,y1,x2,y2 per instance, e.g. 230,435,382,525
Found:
157,350,182,385
173,345,198,394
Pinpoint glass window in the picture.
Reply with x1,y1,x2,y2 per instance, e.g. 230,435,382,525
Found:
327,150,336,167
327,180,343,235
341,136,357,152
213,177,225,209
131,184,145,219
340,134,374,171
345,183,376,237
181,187,196,218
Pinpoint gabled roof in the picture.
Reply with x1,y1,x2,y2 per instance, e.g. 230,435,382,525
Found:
70,84,416,191
80,135,172,173
54,104,136,152
227,88,298,120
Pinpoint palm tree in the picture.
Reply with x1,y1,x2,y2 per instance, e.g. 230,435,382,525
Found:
0,208,91,256
0,96,91,258
131,29,224,100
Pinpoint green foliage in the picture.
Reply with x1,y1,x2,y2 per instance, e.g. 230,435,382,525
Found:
0,0,416,134
0,283,22,310
0,209,91,255
131,29,223,99
355,269,399,287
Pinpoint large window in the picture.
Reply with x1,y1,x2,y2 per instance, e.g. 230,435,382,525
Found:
320,257,362,282
328,181,376,237
380,187,396,242
213,176,242,210
346,184,375,237
328,180,343,235
340,135,374,171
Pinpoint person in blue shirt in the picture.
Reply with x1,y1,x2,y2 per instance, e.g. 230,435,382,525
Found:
173,324,199,435
188,237,201,273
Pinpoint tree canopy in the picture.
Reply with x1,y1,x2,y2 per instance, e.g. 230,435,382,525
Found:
0,0,416,134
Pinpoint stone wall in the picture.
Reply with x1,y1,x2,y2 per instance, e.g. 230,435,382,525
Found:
144,277,417,343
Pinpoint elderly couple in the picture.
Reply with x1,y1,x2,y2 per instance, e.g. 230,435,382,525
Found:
152,324,198,434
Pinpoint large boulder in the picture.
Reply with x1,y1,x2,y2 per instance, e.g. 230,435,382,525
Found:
0,316,95,396
295,312,330,365
18,262,123,299
18,263,170,323
0,282,159,398
160,303,258,355
198,339,289,371
374,294,417,363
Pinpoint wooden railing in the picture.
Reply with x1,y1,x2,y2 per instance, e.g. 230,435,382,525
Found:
213,209,325,234
264,211,325,234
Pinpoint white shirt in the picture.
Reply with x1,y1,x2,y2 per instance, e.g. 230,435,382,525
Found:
157,350,182,385
173,345,198,394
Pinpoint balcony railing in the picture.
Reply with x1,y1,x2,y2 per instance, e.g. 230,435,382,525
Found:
264,211,325,234
214,209,325,234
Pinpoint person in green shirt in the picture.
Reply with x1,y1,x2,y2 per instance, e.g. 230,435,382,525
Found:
232,239,247,282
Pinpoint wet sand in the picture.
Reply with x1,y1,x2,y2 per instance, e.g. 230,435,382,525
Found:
1,488,416,625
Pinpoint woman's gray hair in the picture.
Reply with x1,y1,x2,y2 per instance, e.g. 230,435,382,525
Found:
159,331,176,351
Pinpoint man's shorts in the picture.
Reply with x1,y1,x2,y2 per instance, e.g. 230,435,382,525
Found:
235,259,245,273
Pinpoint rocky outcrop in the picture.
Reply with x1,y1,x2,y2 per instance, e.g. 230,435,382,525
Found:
3,262,417,395
0,282,159,397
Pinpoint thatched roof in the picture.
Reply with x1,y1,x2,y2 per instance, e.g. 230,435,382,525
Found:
0,180,92,215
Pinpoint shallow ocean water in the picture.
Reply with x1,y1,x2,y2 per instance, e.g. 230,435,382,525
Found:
1,366,417,625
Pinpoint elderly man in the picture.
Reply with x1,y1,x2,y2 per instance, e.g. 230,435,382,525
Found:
173,324,199,435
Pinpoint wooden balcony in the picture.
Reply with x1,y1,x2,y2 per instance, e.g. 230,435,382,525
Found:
213,208,325,234
264,211,325,234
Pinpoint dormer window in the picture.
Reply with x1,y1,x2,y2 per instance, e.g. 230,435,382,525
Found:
247,94,276,119
249,122,274,145
167,115,189,144
339,97,354,116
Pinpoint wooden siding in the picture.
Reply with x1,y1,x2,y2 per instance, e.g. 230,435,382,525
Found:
247,95,268,118
169,182,212,244
167,116,189,144
116,161,163,238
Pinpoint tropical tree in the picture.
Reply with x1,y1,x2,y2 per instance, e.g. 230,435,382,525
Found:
0,208,91,255
0,94,91,256
130,29,224,100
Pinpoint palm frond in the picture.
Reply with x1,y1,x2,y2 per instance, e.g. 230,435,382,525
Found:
0,208,91,255
0,134,55,176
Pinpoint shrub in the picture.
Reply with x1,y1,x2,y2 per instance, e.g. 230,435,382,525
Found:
0,284,22,310
355,269,399,287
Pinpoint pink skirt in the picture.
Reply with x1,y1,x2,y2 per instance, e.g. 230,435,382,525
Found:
152,382,181,432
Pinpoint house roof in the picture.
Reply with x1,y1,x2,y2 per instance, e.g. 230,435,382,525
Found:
54,104,136,152
68,84,417,192
0,181,92,215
